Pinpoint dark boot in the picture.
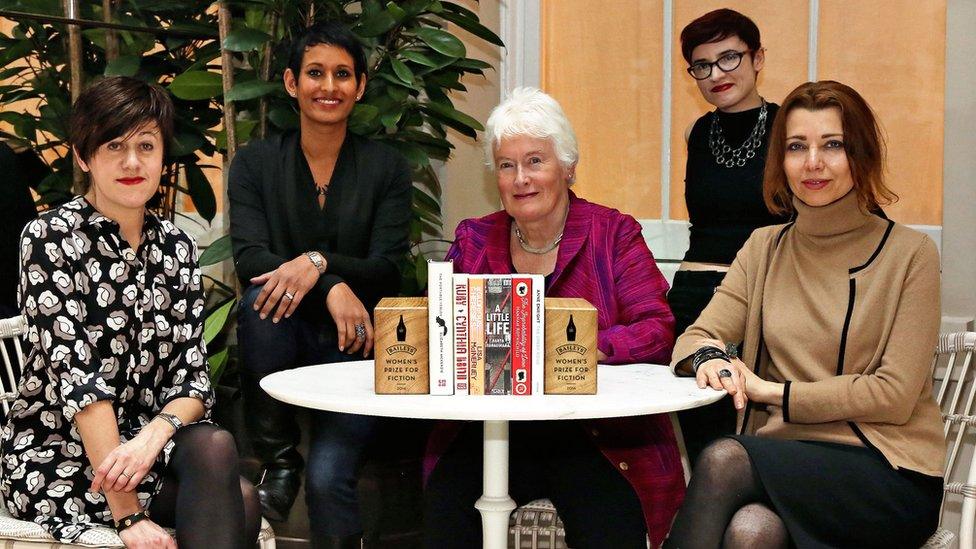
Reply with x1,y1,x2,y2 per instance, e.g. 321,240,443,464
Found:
241,370,304,522
313,534,363,549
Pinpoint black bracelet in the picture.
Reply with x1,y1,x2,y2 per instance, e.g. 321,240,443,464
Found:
692,346,730,374
115,510,150,532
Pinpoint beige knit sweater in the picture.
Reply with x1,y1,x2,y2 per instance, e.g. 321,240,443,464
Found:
672,190,945,477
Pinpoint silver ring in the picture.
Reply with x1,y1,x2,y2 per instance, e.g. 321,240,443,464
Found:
283,292,294,300
354,323,366,340
120,471,132,478
718,368,733,378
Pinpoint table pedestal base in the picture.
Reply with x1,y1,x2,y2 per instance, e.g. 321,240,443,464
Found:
475,420,516,549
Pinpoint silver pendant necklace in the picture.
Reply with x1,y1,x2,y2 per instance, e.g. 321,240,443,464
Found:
709,98,768,168
513,223,563,255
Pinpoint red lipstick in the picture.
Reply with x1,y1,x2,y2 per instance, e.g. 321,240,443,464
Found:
711,83,733,93
116,177,145,186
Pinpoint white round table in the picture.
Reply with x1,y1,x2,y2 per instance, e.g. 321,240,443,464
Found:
261,361,723,549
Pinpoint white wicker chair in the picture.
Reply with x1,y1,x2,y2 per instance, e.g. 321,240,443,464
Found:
924,331,976,549
0,315,276,548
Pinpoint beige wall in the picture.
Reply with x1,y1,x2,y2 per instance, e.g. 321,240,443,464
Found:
440,0,503,246
540,0,946,226
542,0,664,219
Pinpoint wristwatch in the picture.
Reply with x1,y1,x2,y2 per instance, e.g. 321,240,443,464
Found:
155,412,183,432
305,251,327,274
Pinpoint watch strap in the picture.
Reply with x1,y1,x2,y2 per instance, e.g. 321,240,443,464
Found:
155,412,183,431
115,510,150,532
305,251,326,274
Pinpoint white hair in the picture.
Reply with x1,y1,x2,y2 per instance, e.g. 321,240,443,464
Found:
484,87,579,179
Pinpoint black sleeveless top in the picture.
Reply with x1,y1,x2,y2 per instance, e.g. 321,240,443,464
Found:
683,102,790,264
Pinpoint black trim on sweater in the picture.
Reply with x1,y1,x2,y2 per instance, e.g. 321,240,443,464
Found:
782,380,792,422
850,219,895,275
849,421,893,467
837,279,856,375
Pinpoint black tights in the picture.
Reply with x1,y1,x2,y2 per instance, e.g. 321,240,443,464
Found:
664,438,789,549
148,423,262,549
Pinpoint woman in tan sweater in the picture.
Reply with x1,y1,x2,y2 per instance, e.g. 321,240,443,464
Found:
663,81,944,549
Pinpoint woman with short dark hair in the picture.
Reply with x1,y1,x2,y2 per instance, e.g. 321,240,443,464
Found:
663,81,944,549
670,8,791,464
228,20,412,546
0,76,261,548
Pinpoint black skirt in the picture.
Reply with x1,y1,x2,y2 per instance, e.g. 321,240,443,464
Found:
731,435,943,549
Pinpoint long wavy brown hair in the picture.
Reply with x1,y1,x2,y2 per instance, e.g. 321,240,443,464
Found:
763,80,898,216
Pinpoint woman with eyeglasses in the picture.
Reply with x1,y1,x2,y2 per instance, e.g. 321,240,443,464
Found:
670,8,790,464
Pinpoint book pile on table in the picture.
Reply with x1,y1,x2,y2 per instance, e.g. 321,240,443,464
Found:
373,260,596,395
427,260,544,396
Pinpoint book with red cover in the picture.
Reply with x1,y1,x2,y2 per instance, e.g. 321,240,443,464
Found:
511,276,532,395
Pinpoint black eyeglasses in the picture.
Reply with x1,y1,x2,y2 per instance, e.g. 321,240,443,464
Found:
687,50,752,80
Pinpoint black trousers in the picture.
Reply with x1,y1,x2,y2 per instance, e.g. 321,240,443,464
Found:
423,421,646,549
667,270,738,465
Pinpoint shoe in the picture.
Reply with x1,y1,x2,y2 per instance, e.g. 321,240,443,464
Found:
256,466,302,522
240,371,304,522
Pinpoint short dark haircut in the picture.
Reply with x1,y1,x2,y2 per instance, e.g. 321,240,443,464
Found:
680,9,762,64
763,80,897,215
69,76,174,192
287,21,368,83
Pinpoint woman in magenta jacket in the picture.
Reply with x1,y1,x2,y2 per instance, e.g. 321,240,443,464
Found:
422,88,683,549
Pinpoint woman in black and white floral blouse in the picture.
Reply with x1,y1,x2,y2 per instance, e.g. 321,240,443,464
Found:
0,77,260,548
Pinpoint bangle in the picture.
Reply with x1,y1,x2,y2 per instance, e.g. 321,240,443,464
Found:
692,346,730,374
154,412,183,432
115,510,150,532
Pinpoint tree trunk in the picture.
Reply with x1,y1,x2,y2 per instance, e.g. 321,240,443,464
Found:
103,0,118,61
64,0,85,193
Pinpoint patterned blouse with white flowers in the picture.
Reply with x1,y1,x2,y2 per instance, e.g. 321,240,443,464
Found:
0,197,213,542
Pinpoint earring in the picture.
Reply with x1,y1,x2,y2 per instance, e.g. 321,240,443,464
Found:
288,91,296,98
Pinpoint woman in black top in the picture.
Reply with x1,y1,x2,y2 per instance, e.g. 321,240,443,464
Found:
2,76,260,548
670,9,789,464
227,21,411,546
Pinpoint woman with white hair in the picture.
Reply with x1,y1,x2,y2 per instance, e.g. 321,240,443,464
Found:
422,88,683,549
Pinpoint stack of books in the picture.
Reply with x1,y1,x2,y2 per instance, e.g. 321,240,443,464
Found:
427,260,544,396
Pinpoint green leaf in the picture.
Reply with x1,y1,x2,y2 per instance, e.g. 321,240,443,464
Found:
226,80,281,102
355,10,397,37
349,103,380,126
268,106,300,130
400,49,440,67
415,253,428,289
390,58,415,84
214,119,259,150
386,1,408,21
208,347,229,382
421,101,483,136
204,298,236,345
171,132,206,157
390,140,429,167
104,55,140,77
169,71,223,101
415,28,466,58
222,28,273,52
185,162,217,222
453,58,492,71
199,234,233,266
438,10,504,47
